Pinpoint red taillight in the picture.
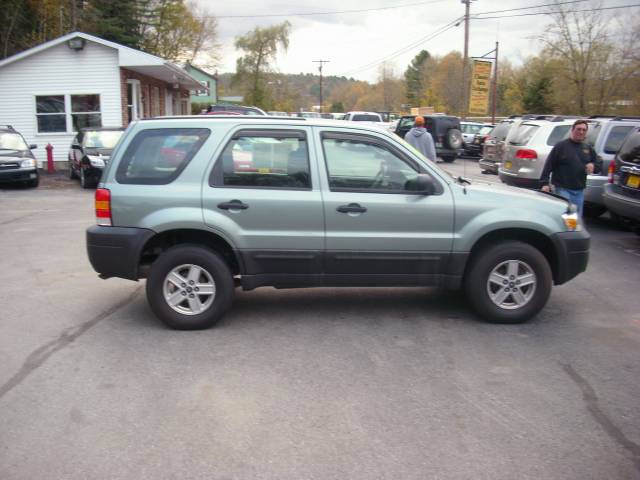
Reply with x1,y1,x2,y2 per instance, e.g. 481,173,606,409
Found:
608,161,616,183
515,149,538,160
95,188,112,226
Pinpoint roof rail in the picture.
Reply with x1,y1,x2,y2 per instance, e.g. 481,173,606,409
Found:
146,115,307,121
0,125,15,130
611,116,640,121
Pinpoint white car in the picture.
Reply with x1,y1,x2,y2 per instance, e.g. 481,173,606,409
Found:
344,111,383,122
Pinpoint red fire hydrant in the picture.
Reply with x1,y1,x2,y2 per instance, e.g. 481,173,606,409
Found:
45,143,55,173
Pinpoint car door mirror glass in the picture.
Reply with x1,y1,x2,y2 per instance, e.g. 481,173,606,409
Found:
405,174,436,194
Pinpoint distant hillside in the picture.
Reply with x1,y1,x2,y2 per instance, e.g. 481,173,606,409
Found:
216,72,367,111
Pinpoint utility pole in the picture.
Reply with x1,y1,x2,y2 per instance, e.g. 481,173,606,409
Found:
491,41,499,123
461,0,471,120
313,60,329,113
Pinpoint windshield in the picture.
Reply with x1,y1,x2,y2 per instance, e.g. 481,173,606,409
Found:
83,130,124,149
0,132,29,150
461,123,483,134
352,114,381,122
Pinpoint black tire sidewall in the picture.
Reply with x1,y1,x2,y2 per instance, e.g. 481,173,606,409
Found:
146,245,234,330
464,241,552,324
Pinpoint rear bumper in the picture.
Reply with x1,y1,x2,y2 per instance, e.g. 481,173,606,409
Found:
86,225,155,280
550,230,590,285
603,184,640,221
584,175,607,205
499,169,541,189
479,158,499,173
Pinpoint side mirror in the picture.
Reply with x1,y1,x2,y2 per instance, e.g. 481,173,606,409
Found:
29,144,37,149
406,174,437,195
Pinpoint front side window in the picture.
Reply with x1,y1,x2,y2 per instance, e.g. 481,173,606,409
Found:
212,131,310,189
322,135,420,192
116,128,210,184
36,95,66,132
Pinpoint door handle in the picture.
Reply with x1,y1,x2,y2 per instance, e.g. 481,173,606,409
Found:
337,203,367,213
217,200,249,210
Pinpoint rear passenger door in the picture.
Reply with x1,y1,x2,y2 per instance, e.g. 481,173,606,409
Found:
203,127,324,279
316,129,454,283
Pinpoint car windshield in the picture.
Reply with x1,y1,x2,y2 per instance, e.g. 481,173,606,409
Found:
461,123,483,134
399,118,415,129
0,132,28,150
352,115,381,122
83,130,124,149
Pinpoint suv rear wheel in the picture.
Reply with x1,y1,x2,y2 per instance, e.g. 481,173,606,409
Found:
146,245,234,330
445,128,463,150
464,241,552,323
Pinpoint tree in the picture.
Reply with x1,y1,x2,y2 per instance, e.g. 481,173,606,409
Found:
330,101,345,112
404,50,430,107
430,52,464,114
81,0,144,48
234,21,291,108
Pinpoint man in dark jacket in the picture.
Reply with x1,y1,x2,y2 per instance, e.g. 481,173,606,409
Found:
404,116,437,161
540,119,599,216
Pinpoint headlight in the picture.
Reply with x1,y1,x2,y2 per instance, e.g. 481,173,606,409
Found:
20,158,36,168
562,211,582,231
87,155,105,168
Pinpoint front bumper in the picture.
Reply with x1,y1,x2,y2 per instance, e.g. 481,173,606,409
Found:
86,225,155,280
550,230,590,285
0,168,38,183
603,184,640,221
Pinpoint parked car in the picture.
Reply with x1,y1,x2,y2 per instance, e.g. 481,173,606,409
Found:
267,111,289,117
394,115,463,162
464,124,494,157
479,118,521,174
68,127,125,188
86,115,589,330
498,117,577,189
460,121,485,150
583,116,640,217
295,111,321,119
0,125,38,188
206,105,266,115
344,111,383,122
603,126,640,226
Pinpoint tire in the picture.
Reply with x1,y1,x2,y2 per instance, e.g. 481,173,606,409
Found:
464,241,552,324
80,168,94,189
442,156,456,163
25,177,39,188
146,245,234,330
68,163,78,179
583,203,606,218
445,128,463,150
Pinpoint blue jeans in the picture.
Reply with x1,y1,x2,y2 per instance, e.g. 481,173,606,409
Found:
555,187,584,216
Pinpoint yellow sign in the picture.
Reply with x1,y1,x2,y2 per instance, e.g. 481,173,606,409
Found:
468,60,492,115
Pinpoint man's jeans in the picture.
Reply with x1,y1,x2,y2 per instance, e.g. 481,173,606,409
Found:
555,187,584,216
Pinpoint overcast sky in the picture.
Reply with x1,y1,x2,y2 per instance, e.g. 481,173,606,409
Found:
196,0,633,82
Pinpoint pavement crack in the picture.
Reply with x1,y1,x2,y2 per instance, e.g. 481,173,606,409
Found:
561,363,640,472
0,213,35,226
0,287,142,400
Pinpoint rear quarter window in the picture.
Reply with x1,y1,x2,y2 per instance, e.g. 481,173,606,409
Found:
604,126,634,154
546,125,571,146
115,128,210,185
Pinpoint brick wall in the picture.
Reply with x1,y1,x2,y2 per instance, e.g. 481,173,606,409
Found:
119,68,191,125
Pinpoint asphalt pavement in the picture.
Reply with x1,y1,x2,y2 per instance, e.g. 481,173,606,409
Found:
1,169,639,480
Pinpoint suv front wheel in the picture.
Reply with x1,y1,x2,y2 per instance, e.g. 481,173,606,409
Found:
146,245,234,330
464,241,552,323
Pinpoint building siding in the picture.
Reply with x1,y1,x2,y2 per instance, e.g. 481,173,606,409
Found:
0,41,121,164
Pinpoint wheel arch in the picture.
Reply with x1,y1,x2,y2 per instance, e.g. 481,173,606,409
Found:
138,228,242,278
464,228,560,284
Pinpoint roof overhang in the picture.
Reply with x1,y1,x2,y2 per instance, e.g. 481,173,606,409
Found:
124,64,202,90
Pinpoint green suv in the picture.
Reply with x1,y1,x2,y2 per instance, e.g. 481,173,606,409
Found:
86,116,590,329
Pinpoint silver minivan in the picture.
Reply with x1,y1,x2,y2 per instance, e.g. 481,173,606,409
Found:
498,119,574,189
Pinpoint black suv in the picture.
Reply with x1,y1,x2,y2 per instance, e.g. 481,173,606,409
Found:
68,127,125,188
603,126,640,226
394,115,462,162
0,125,38,188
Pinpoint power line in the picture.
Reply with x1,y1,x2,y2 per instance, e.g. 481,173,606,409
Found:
473,4,640,20
473,0,589,16
339,17,462,77
208,0,448,19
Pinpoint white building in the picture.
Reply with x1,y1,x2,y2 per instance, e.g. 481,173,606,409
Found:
0,32,202,167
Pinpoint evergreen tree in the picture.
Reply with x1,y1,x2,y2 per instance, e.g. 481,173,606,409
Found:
404,50,430,106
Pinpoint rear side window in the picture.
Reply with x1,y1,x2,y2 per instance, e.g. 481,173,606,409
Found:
546,125,571,146
604,126,634,154
509,124,540,146
116,128,210,185
618,131,640,164
211,130,311,189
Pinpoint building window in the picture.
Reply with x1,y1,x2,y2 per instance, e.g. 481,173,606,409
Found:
35,94,102,133
194,80,209,96
36,95,66,132
71,94,101,131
